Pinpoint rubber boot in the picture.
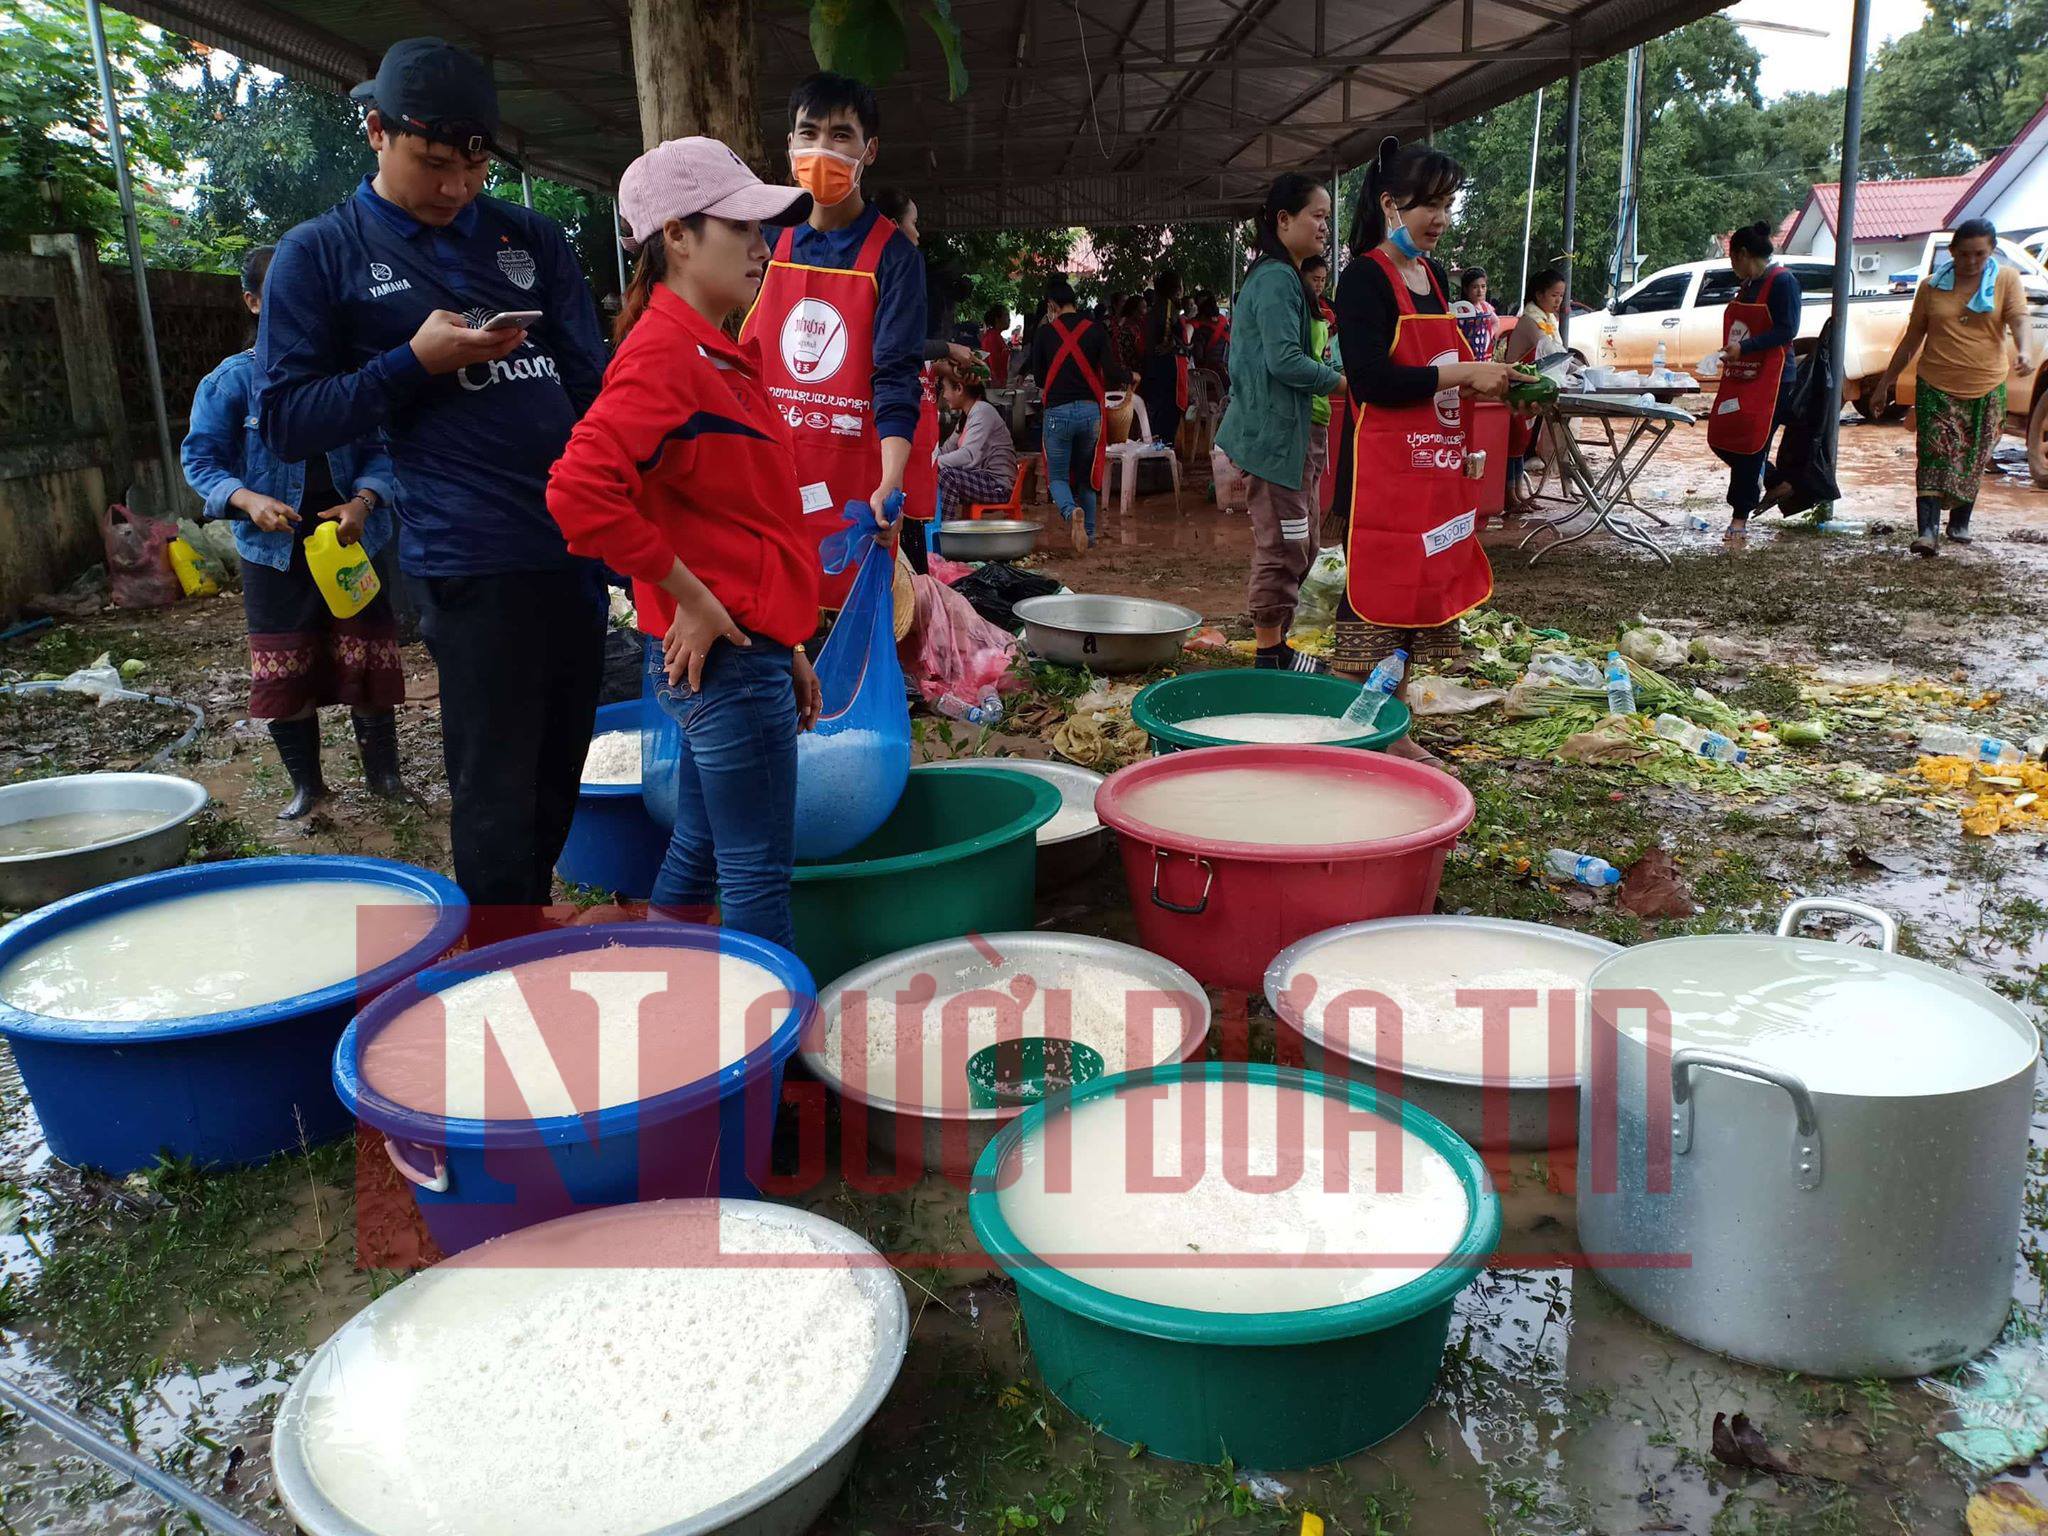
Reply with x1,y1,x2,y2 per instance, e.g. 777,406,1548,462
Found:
1911,497,1940,558
269,715,327,820
1947,502,1975,545
352,709,417,802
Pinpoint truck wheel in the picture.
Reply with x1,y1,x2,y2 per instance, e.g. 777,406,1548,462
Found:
1853,376,1907,423
2028,388,2048,487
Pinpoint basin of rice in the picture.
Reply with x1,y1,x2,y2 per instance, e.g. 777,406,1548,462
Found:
582,730,641,786
809,933,1206,1117
274,1200,905,1536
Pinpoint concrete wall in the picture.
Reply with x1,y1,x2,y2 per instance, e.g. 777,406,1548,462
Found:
0,234,233,619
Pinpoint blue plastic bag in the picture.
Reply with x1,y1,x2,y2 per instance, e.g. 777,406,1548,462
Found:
794,497,911,859
638,498,910,864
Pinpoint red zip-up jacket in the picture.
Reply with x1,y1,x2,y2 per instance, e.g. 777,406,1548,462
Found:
546,284,817,646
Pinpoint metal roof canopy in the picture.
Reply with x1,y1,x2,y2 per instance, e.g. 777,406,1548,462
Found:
119,0,1727,228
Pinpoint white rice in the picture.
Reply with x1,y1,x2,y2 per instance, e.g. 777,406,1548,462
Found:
295,1208,881,1535
582,730,641,786
1177,710,1358,744
1038,802,1098,842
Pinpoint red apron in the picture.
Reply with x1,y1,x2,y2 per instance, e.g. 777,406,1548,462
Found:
1041,314,1107,493
1344,248,1492,626
741,213,937,609
1706,267,1792,456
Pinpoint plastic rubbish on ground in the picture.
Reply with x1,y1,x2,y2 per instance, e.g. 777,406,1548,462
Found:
1559,717,1655,765
1210,446,1253,513
1654,712,1749,765
56,653,126,702
926,555,974,586
1406,673,1506,716
100,503,180,609
177,515,241,577
1546,849,1620,887
1814,517,1868,536
935,692,1003,726
902,569,1021,716
305,522,382,618
1342,648,1408,728
1604,650,1638,716
1617,625,1687,670
166,537,219,598
953,562,1059,633
1920,725,2024,765
1930,1338,2048,1474
1287,546,1347,649
1685,514,1713,532
1526,651,1605,690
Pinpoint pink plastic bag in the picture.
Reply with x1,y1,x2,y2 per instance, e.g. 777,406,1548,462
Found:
100,504,181,609
926,555,974,586
900,572,1022,705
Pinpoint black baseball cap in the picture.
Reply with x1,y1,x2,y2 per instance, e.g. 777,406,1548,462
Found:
351,38,511,162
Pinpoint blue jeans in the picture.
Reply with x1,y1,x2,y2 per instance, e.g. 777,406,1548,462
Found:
1042,398,1101,536
649,636,798,947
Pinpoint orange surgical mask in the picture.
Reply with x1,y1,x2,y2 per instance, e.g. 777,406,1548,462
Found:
791,146,863,206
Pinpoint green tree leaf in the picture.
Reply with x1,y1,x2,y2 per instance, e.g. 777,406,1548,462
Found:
809,0,908,86
920,0,969,100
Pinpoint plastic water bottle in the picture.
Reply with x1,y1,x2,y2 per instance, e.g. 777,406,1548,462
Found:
1342,649,1408,728
1684,514,1712,532
936,692,1003,727
1604,651,1638,716
1651,341,1668,372
1653,713,1749,765
1919,725,2023,764
1546,849,1621,887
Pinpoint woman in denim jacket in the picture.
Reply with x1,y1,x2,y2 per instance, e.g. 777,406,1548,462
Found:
181,246,411,818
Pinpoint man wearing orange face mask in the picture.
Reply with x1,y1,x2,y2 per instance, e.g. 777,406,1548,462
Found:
743,72,937,609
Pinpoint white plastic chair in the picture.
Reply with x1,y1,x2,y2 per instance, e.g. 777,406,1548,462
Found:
1103,393,1183,517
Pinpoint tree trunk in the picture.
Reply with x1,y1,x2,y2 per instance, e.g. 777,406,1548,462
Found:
628,0,763,165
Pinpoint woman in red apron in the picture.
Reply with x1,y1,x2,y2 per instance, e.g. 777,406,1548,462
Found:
740,212,937,608
1707,222,1801,547
1332,138,1516,747
1026,276,1115,550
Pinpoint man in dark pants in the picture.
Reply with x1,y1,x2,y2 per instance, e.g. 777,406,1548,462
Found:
256,37,608,919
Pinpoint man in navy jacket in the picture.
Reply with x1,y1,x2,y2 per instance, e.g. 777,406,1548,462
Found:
256,38,610,917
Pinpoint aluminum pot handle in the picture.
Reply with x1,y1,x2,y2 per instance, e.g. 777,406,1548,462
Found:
383,1135,451,1194
1149,849,1215,916
1670,1048,1823,1191
1775,896,1898,952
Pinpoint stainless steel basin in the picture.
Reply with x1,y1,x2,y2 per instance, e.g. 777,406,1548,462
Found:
1012,593,1203,674
933,519,1042,561
0,772,210,911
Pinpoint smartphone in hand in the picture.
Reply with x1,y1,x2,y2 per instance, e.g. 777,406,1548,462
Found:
478,310,543,331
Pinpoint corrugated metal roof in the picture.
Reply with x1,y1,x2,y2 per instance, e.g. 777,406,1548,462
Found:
114,0,1733,227
1802,174,1983,241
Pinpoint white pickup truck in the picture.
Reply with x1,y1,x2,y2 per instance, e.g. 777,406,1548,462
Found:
1573,237,2048,477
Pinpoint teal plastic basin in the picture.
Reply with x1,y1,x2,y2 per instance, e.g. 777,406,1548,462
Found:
969,1061,1500,1467
1131,669,1410,754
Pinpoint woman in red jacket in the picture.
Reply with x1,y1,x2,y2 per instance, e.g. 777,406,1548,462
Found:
547,137,821,945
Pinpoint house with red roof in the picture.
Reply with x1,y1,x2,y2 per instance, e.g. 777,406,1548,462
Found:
1945,98,2048,248
1775,172,1982,292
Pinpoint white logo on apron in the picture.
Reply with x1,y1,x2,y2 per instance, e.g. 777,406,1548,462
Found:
1429,348,1462,430
780,298,850,384
497,248,537,290
1727,319,1752,349
1420,510,1476,557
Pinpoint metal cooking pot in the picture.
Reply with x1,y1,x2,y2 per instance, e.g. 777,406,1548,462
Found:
1577,897,2037,1378
933,519,1042,562
1012,594,1202,675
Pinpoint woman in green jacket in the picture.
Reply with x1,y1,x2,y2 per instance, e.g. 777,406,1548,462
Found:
1216,173,1345,671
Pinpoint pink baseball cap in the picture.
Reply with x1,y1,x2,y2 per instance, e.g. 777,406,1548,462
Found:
617,137,806,251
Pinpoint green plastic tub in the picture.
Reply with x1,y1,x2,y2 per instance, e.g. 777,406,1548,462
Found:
1131,669,1410,753
790,767,1059,985
968,1062,1500,1467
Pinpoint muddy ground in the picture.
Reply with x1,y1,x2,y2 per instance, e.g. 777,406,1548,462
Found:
3,409,2048,1535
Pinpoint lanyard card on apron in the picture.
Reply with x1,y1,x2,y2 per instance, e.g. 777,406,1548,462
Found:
1707,267,1790,457
1043,315,1108,492
1344,248,1493,628
742,212,929,610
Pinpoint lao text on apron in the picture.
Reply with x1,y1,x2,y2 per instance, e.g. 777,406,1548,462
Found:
1042,314,1107,493
1343,248,1492,627
1706,268,1792,457
742,213,936,609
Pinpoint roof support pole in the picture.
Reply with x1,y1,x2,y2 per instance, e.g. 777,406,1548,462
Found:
1827,0,1873,458
520,169,533,207
614,197,630,296
1518,86,1544,310
1559,50,1582,348
85,0,178,506
1330,149,1344,282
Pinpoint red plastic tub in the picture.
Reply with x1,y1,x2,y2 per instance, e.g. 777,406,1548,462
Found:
1096,745,1476,992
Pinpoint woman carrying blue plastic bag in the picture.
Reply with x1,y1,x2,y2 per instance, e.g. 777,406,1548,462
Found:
547,136,822,944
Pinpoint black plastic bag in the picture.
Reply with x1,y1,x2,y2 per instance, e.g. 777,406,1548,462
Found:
1765,318,1842,515
953,563,1060,633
